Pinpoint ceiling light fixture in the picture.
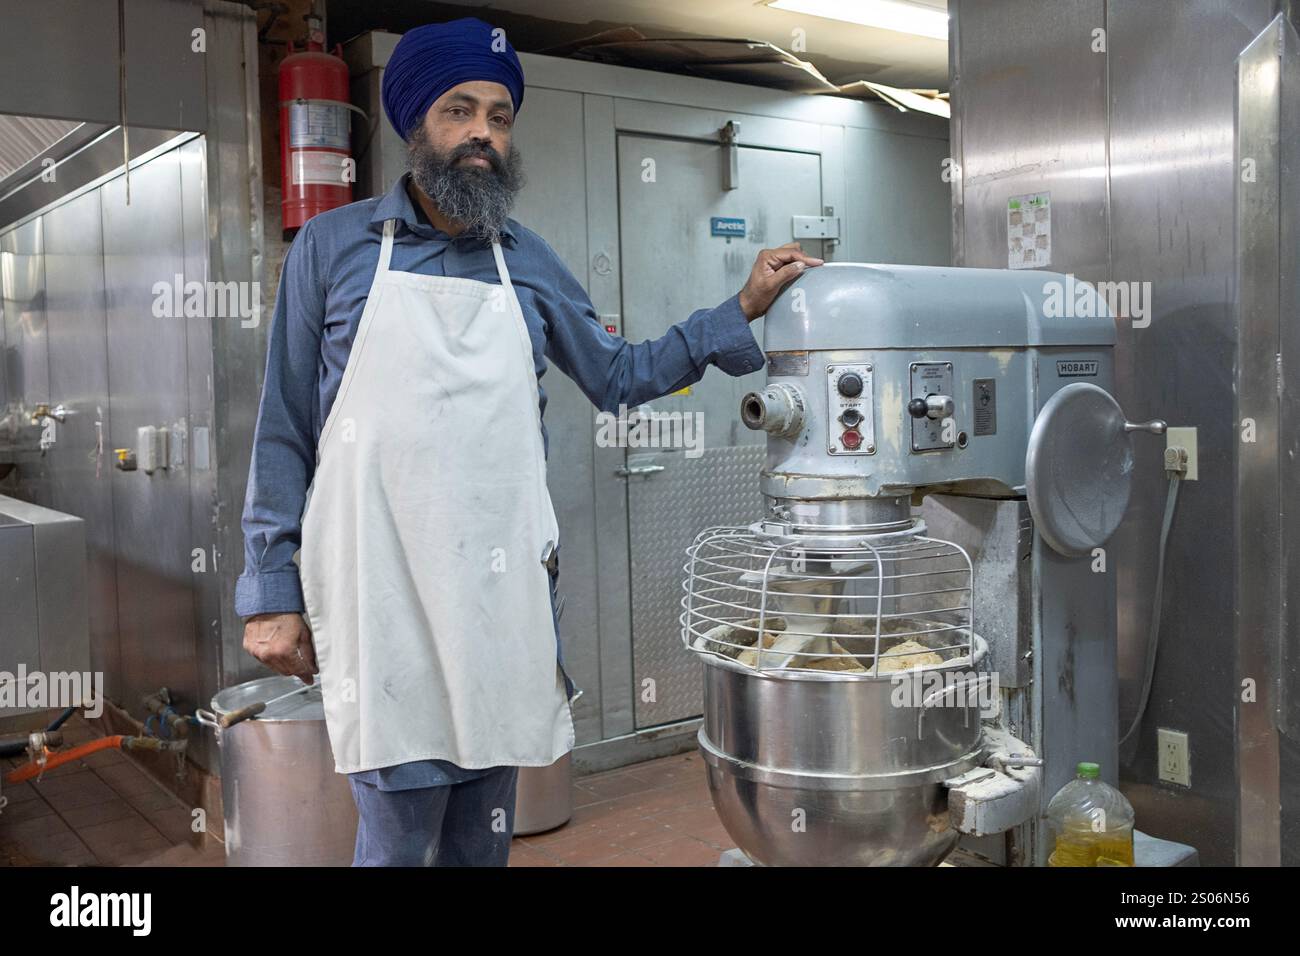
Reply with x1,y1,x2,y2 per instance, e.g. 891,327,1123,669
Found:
766,0,949,41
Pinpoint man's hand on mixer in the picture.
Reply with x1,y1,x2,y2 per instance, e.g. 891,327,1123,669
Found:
243,613,318,684
738,242,824,321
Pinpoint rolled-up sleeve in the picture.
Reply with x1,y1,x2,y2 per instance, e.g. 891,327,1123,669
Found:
538,245,765,413
234,224,325,617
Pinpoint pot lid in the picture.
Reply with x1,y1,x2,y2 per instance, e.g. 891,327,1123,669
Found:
211,675,324,722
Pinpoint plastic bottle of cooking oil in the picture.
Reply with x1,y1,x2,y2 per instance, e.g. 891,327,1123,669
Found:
1046,762,1135,866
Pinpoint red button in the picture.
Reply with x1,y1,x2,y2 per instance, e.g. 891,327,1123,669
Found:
841,429,862,450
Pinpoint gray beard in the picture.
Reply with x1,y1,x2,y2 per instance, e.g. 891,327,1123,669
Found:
406,129,525,244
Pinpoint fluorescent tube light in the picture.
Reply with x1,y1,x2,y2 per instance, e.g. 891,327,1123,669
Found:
767,0,949,41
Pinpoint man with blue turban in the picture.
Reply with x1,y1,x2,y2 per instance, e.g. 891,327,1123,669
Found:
237,16,821,867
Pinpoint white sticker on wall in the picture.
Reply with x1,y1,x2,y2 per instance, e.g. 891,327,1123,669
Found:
1007,191,1051,269
292,151,348,186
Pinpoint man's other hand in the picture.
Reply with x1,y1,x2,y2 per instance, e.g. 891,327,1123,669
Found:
738,242,825,321
243,613,318,683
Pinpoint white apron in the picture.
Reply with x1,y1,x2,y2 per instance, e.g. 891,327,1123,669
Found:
297,218,575,774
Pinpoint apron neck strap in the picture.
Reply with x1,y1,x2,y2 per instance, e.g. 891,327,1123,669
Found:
490,238,512,289
378,219,397,275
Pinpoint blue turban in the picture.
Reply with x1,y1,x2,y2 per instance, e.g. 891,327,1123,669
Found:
382,17,526,141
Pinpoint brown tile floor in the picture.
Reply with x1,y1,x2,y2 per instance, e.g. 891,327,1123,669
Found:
3,713,726,867
510,752,729,867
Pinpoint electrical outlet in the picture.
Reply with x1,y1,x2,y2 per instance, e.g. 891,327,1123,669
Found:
1166,426,1198,480
1157,728,1191,787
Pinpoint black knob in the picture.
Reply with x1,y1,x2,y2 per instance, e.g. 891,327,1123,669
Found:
837,372,863,397
840,408,863,427
908,398,929,419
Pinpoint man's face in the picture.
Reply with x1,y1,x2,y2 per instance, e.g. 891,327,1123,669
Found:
419,80,515,161
407,80,525,244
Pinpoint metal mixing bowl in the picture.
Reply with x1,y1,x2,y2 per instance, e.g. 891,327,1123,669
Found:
696,633,988,866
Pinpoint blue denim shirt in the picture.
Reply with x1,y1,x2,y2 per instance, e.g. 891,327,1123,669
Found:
237,172,765,788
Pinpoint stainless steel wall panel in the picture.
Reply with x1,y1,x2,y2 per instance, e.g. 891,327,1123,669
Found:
101,150,199,713
179,134,222,771
203,2,266,707
949,0,1110,279
40,187,121,696
1274,9,1300,867
1234,9,1297,868
1,218,49,413
1108,0,1275,868
0,216,51,508
27,501,90,679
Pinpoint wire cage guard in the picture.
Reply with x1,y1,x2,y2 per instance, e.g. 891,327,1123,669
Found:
681,523,976,677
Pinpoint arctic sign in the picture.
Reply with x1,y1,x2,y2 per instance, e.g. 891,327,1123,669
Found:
710,217,746,238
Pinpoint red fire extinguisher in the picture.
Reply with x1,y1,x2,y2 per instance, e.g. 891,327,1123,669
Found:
279,14,352,234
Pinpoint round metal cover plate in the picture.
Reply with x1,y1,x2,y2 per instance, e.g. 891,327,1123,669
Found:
1025,383,1134,557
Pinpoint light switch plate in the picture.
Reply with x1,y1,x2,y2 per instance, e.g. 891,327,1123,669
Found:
1166,426,1198,480
1157,728,1191,787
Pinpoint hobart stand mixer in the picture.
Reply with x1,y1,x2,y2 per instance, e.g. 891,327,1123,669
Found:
681,263,1167,866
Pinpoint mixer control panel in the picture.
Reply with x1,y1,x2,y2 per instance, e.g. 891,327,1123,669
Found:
909,362,956,452
826,364,875,455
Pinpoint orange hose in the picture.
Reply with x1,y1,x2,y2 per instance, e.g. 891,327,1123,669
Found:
5,735,126,783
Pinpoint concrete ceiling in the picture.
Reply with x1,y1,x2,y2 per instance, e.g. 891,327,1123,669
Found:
326,0,950,90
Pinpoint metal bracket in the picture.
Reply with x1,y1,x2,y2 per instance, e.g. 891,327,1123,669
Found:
945,726,1042,836
719,120,741,190
792,214,841,240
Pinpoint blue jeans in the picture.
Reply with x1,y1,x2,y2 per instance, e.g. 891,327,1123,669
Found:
348,765,520,866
